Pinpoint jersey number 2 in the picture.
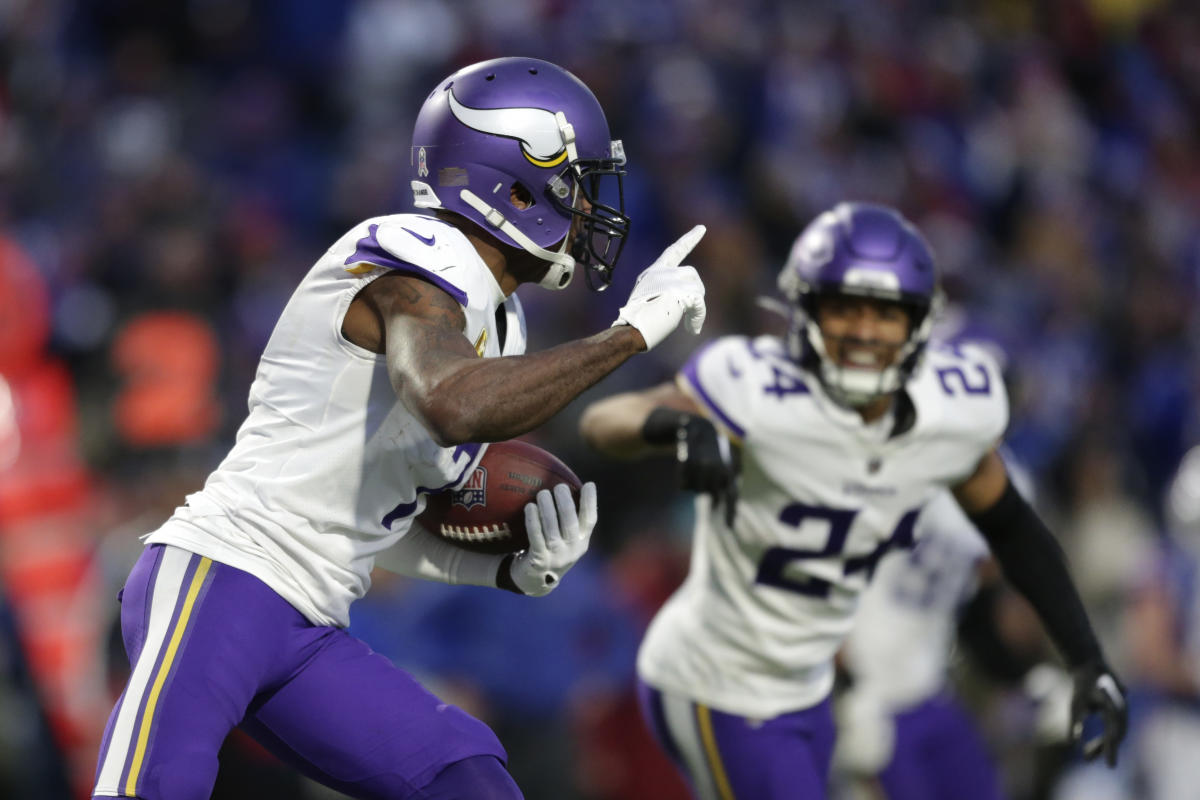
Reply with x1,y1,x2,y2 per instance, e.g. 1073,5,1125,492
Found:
756,503,919,598
936,364,991,396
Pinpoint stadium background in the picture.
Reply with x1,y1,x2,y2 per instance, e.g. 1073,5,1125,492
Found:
2,0,1198,798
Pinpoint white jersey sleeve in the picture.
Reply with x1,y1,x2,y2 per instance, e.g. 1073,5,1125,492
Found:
675,334,823,444
144,213,522,627
905,342,1009,483
372,518,504,587
674,336,759,442
638,336,1011,718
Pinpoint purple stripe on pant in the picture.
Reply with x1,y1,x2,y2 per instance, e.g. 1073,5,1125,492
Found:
118,550,207,794
94,546,168,787
93,544,508,800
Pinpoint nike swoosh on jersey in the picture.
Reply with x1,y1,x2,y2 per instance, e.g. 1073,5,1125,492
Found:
402,227,436,246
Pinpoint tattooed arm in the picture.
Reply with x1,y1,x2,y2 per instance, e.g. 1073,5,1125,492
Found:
343,273,645,446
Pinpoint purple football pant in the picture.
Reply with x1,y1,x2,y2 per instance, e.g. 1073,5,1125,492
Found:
879,694,1006,800
92,544,512,800
637,678,835,799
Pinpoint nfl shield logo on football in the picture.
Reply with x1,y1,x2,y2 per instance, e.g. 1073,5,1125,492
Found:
452,466,487,510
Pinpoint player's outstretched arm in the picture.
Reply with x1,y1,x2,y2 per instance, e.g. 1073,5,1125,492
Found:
953,449,1128,766
579,382,701,459
581,383,740,524
351,229,706,447
372,274,642,445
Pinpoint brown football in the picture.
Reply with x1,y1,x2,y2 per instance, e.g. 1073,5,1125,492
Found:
416,439,583,554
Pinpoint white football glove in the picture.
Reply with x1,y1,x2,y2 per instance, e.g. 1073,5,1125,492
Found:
833,688,896,776
612,225,707,351
508,482,597,597
1024,662,1075,745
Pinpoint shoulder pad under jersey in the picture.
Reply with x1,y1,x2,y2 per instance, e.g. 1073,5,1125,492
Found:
912,342,1009,451
678,335,806,442
341,214,478,306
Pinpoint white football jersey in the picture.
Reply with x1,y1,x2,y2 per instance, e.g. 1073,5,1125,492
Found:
637,335,1007,718
841,491,989,710
144,213,527,627
843,455,1032,710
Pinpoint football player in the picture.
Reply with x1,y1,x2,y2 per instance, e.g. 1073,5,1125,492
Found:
91,57,706,800
1096,443,1200,800
836,483,1018,800
579,202,1126,799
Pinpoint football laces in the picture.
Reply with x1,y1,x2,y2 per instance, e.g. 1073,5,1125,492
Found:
438,523,513,543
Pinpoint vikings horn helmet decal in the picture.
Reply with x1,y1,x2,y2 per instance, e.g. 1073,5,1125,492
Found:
778,202,942,407
411,58,630,291
446,90,568,168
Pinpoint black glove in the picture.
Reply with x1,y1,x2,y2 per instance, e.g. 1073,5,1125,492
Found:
643,408,739,526
1069,660,1128,767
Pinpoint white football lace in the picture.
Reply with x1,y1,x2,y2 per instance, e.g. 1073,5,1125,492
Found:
439,522,512,542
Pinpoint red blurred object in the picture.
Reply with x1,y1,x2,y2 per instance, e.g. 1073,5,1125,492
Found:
111,311,222,446
0,361,90,520
0,235,51,377
572,688,691,800
0,243,110,797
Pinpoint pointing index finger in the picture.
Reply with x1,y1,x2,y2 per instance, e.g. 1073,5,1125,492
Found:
659,224,707,268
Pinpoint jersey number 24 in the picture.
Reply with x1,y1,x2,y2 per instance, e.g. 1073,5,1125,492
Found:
756,503,920,598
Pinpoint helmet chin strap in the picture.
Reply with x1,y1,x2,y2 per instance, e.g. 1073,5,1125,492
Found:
458,189,575,290
456,111,584,292
805,319,916,408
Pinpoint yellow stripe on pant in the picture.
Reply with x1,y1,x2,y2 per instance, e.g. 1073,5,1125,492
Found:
695,703,736,800
125,557,213,796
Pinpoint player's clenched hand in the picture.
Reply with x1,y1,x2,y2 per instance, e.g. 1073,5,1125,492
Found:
642,408,739,526
508,482,597,597
1069,660,1128,767
677,416,739,527
612,225,706,351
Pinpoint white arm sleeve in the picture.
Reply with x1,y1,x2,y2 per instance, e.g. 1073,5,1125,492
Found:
374,522,505,587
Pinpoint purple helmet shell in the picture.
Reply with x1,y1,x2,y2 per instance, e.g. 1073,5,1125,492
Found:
782,202,937,307
411,57,629,290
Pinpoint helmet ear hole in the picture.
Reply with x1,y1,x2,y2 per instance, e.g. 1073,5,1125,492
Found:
509,183,535,210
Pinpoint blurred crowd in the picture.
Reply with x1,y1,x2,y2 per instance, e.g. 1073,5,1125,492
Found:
2,0,1199,798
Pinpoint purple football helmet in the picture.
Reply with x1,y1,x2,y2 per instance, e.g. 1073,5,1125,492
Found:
777,202,941,406
411,57,629,291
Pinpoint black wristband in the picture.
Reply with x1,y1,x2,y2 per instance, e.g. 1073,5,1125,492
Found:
495,553,523,595
642,407,694,446
968,480,1104,668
